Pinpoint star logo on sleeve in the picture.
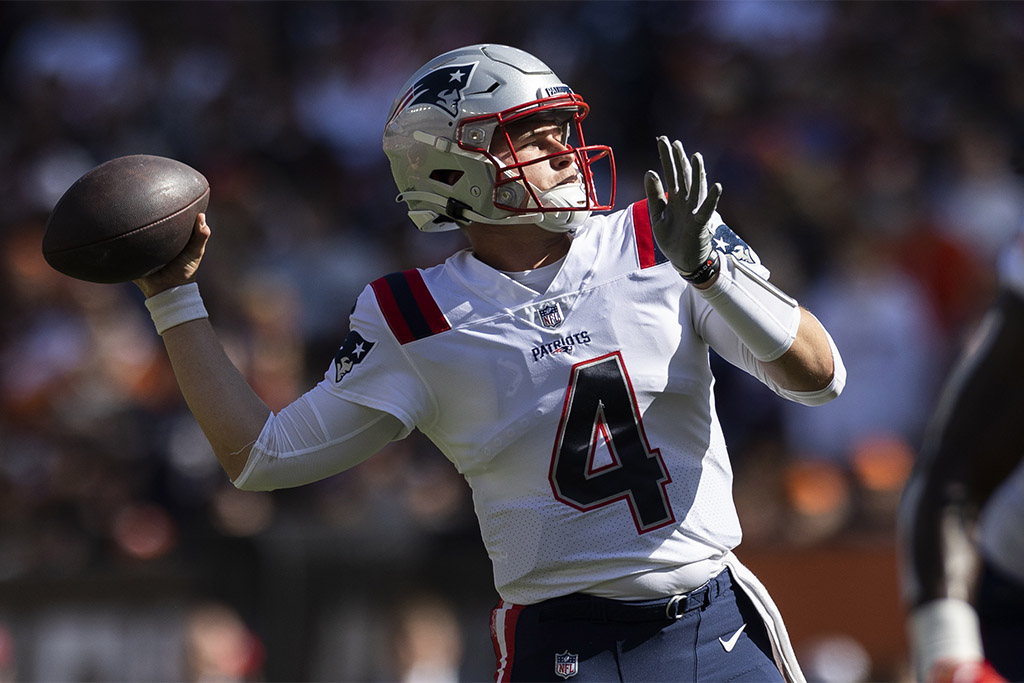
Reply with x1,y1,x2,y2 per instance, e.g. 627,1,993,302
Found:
334,331,376,382
712,223,760,267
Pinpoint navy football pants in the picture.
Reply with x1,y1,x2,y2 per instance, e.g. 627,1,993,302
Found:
491,568,784,682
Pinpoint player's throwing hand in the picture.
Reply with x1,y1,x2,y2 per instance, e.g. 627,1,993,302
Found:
134,214,211,299
644,136,723,284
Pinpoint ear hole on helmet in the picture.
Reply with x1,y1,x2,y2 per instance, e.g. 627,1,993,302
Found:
430,170,464,186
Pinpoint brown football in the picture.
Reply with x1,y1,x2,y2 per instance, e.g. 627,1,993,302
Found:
42,154,209,283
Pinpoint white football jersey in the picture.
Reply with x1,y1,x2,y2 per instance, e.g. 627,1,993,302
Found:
324,200,778,605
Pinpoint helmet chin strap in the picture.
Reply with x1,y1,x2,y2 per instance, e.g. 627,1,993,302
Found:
491,153,593,232
398,178,592,233
533,181,591,233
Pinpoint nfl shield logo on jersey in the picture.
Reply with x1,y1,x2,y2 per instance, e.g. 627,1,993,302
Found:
555,651,578,679
538,303,563,328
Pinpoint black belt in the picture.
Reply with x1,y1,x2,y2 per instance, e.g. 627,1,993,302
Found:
538,568,731,623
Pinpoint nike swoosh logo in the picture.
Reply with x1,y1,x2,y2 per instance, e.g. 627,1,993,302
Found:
719,624,746,652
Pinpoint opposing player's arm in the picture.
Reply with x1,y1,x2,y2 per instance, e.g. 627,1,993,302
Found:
897,289,1024,682
900,290,1024,606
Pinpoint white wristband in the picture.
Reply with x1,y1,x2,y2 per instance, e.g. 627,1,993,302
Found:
697,254,801,362
144,282,208,335
909,598,983,680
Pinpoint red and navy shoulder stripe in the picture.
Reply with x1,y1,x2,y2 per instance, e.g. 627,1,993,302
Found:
631,199,669,269
370,270,451,345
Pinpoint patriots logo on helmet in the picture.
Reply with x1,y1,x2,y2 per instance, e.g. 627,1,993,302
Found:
333,330,376,382
400,61,479,118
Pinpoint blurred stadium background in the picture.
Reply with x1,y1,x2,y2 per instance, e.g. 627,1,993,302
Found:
1,1,1022,681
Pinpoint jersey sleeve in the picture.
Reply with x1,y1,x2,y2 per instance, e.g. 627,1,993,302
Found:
687,219,769,368
233,386,406,491
700,307,846,406
231,283,436,491
317,283,438,431
688,227,846,406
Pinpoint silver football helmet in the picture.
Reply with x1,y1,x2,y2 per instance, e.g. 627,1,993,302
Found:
382,44,615,233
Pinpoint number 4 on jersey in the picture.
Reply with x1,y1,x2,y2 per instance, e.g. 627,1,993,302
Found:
549,351,675,533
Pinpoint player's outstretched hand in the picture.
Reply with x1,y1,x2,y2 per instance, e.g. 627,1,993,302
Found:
134,213,211,298
644,136,722,283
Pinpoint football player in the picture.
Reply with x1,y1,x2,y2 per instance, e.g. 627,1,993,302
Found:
898,233,1024,683
135,45,845,681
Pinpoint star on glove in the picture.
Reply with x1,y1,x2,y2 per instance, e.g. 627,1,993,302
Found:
644,136,723,285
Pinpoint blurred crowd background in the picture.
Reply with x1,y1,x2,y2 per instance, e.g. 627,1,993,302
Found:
1,1,1023,681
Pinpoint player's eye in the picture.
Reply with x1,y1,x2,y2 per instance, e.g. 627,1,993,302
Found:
520,125,563,147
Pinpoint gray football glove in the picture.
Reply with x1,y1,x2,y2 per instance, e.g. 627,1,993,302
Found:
644,136,723,283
